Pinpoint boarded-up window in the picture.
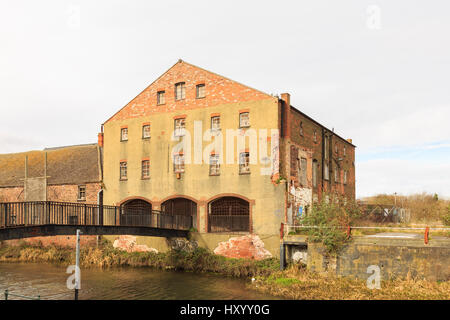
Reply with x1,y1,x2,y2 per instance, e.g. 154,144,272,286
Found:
239,152,250,174
312,160,318,188
324,136,329,159
290,145,298,177
324,162,329,181
174,118,186,136
335,166,339,182
314,130,317,143
300,121,304,136
209,154,220,175
196,84,205,98
121,128,128,141
142,124,150,139
344,146,346,156
344,170,348,184
142,160,150,179
211,116,220,130
157,91,165,105
175,82,185,100
173,154,185,173
120,161,127,180
239,112,250,128
300,157,307,185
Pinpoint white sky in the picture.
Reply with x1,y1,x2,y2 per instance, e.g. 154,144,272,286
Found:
0,0,449,199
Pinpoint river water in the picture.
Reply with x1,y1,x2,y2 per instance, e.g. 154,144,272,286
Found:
0,263,277,300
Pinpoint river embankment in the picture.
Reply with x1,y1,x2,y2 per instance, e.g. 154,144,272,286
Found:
1,240,449,300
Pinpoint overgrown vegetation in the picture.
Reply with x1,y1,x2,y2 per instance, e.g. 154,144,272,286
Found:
300,194,362,255
0,240,279,278
251,264,450,300
364,193,450,225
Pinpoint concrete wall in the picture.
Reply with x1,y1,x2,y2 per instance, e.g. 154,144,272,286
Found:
103,232,281,257
307,239,450,281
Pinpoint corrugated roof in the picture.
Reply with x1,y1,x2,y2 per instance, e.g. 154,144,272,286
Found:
0,144,102,187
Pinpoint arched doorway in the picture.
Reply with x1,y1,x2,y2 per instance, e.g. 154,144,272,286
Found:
161,197,197,229
208,196,249,232
120,199,152,226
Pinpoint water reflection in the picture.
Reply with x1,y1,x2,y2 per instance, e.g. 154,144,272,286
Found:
0,263,277,300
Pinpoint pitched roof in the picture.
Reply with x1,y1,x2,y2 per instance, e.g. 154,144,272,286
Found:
0,144,102,188
104,59,274,123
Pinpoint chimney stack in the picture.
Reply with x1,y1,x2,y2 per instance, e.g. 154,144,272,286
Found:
98,133,104,147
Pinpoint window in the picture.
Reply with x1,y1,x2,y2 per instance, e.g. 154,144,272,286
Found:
334,166,339,183
120,161,127,180
324,136,329,159
209,154,220,175
314,130,317,143
239,152,250,174
290,145,298,177
344,170,348,184
312,160,318,188
174,118,186,136
175,82,185,100
121,128,128,141
344,146,346,156
142,160,150,179
157,91,165,105
173,153,185,173
300,122,304,136
324,162,329,180
77,185,86,201
239,112,250,128
211,116,220,131
300,158,307,185
196,84,205,98
142,124,150,139
335,143,338,154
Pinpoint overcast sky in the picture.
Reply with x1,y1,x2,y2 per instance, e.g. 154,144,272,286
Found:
1,0,449,199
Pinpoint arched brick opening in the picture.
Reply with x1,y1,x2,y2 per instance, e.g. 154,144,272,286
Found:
161,197,197,229
120,198,153,226
207,196,250,233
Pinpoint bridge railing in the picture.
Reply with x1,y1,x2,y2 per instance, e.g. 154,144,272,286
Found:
0,201,192,230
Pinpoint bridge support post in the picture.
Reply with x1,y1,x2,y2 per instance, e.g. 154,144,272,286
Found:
75,229,81,300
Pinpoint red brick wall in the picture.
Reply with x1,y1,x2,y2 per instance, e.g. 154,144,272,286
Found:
0,183,101,204
287,108,355,200
105,60,273,123
47,183,101,204
0,186,24,202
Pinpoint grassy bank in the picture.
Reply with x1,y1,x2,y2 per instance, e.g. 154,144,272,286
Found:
2,241,449,299
0,240,278,278
250,264,450,300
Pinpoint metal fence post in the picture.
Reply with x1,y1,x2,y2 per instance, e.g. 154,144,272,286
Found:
4,204,8,227
4,289,8,300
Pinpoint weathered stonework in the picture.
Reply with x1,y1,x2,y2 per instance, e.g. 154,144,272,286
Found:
113,235,158,253
213,234,272,260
